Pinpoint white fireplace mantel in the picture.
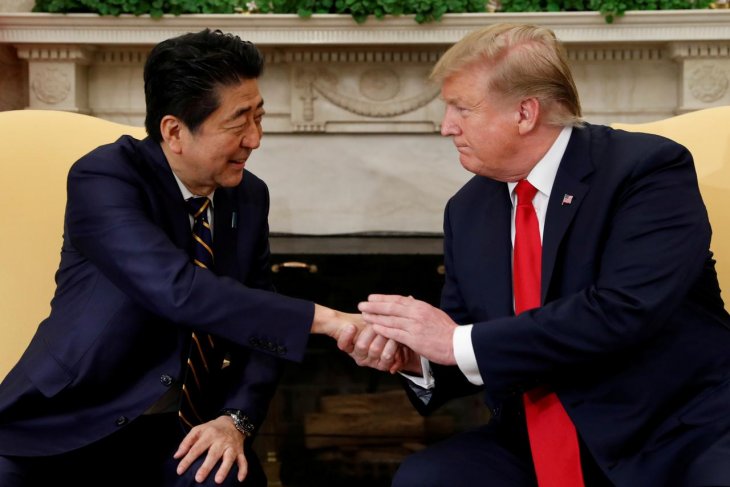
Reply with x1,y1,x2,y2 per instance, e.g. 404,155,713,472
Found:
1,10,730,45
1,11,729,234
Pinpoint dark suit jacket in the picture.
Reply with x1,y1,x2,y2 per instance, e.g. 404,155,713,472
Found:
405,124,730,485
0,136,314,456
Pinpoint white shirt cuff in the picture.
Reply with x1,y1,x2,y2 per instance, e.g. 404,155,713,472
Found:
453,324,484,386
398,356,435,389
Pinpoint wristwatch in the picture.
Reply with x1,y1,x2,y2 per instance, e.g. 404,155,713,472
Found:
221,409,255,438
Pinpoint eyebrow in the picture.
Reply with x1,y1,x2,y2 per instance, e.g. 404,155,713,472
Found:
226,99,265,123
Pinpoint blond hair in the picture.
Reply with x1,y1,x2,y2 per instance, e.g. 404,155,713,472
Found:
432,23,582,127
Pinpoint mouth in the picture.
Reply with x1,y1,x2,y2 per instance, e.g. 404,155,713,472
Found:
228,158,247,168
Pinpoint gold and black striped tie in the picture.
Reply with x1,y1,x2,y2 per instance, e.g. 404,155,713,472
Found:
179,196,221,430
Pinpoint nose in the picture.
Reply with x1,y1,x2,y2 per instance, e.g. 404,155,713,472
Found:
440,106,460,137
241,123,262,150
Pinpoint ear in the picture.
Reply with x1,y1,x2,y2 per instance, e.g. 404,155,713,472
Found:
517,97,540,135
160,115,184,154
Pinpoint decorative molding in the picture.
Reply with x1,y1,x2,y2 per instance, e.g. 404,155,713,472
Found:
30,66,71,104
669,42,730,59
688,64,728,103
95,47,150,64
1,11,730,46
567,46,665,62
15,44,94,63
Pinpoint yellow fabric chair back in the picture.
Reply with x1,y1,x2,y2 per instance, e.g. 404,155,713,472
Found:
612,106,730,307
0,110,146,380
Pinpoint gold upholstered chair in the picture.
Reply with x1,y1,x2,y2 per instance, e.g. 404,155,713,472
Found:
0,109,146,380
612,106,730,309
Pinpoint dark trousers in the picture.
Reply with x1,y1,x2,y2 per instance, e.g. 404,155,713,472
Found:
392,406,613,487
0,413,266,487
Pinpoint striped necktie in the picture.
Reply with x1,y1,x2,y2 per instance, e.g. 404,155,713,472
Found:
178,196,221,430
513,180,584,487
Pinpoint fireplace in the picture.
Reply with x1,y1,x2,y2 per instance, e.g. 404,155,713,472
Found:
251,234,490,487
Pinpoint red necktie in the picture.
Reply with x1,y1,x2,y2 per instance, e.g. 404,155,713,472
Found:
513,180,584,487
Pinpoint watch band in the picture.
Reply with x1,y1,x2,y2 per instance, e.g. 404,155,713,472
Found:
220,409,255,438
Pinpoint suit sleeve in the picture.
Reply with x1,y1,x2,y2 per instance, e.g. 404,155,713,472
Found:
65,146,313,362
218,184,286,429
401,200,483,416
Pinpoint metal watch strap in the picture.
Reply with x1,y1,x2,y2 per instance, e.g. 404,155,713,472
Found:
221,409,255,438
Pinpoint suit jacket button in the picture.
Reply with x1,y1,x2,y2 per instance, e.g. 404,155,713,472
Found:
276,346,287,355
249,337,260,347
115,416,128,427
160,374,173,387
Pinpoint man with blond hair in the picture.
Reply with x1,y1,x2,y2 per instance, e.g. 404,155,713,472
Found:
353,23,730,486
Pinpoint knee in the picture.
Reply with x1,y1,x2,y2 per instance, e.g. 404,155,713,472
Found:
392,450,446,487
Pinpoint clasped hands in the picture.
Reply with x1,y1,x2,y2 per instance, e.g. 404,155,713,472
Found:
326,294,459,374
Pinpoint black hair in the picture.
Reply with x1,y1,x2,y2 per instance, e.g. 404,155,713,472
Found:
143,28,264,142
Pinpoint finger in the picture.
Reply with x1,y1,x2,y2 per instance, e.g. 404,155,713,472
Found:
173,428,198,460
358,300,414,319
367,333,387,360
213,448,237,484
175,433,205,474
336,323,357,353
235,452,249,482
372,323,409,346
380,338,398,364
366,294,412,303
194,450,220,483
361,311,412,331
377,338,398,371
353,326,376,361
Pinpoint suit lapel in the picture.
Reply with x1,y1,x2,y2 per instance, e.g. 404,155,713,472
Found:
138,138,192,248
213,188,238,278
541,126,595,303
471,179,514,319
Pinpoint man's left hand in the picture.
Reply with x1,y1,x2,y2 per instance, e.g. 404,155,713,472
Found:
174,415,247,484
358,294,458,366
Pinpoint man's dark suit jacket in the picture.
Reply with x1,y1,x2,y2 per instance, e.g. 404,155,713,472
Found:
0,136,314,456
405,124,730,485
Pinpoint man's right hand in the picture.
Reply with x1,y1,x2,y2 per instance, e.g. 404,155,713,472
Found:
311,303,409,373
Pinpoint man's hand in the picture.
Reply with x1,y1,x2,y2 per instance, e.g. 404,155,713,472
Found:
311,304,366,340
311,304,407,373
358,294,458,366
339,324,418,374
174,415,247,484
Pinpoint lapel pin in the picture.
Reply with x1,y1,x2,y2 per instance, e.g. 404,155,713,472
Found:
561,194,574,206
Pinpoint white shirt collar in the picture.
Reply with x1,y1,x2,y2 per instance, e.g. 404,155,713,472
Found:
172,172,216,207
507,125,573,202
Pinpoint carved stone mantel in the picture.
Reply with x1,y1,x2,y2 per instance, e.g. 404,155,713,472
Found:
1,11,729,234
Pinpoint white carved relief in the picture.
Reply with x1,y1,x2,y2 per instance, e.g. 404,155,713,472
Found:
311,67,439,118
290,54,441,132
359,68,399,102
31,66,70,104
567,46,665,62
689,64,728,103
670,42,730,110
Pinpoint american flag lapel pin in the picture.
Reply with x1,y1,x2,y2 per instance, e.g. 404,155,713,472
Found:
562,194,574,206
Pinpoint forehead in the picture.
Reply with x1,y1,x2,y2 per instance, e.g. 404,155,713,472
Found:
441,66,489,103
211,78,264,121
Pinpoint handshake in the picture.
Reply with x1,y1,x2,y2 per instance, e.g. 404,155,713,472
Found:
312,294,460,374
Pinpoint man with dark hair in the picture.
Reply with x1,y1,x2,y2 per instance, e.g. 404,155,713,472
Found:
0,29,365,486
354,23,730,486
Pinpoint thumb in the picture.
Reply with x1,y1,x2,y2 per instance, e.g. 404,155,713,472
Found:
336,323,357,353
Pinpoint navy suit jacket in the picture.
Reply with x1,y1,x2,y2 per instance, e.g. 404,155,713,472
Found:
406,124,730,485
0,136,314,456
